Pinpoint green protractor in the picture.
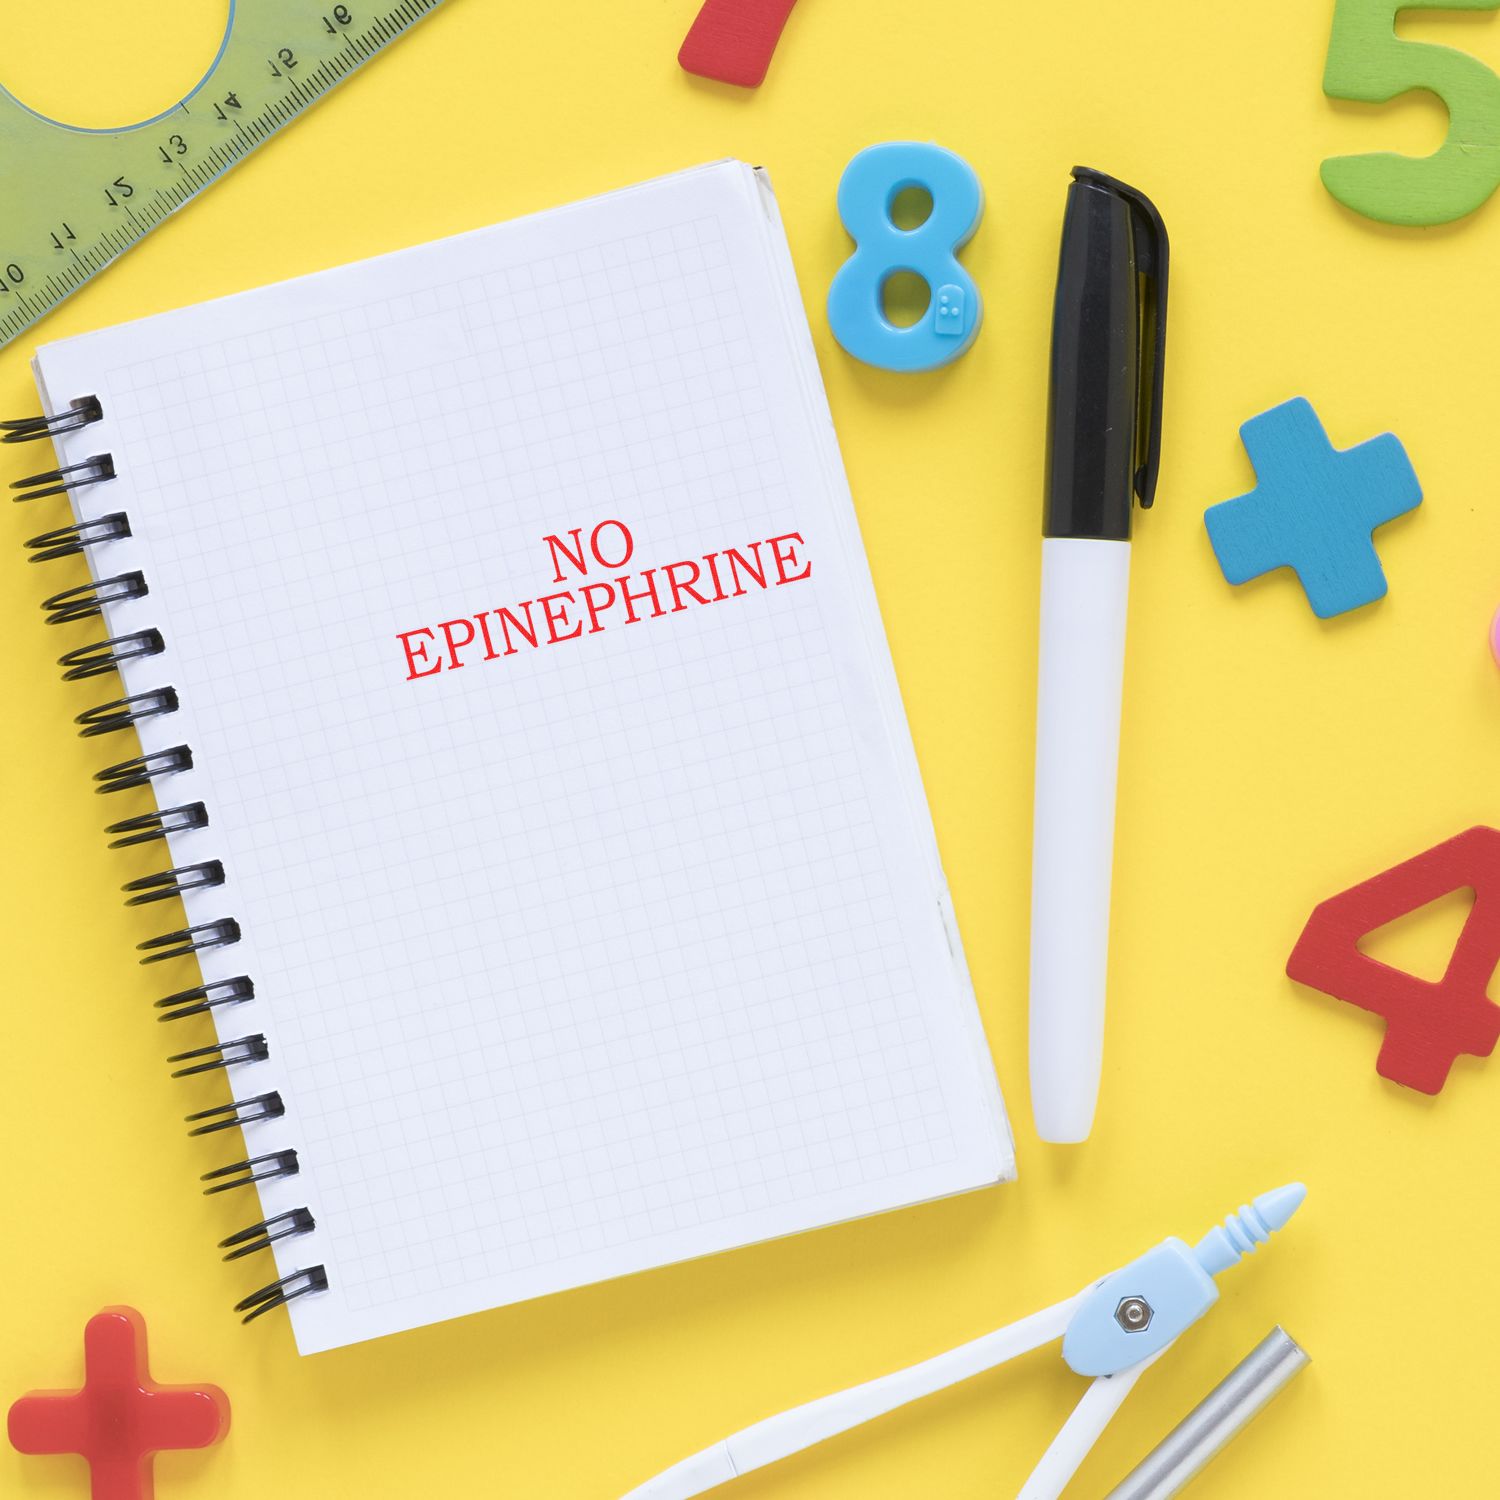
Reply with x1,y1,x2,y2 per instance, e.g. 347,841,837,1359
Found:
0,0,447,351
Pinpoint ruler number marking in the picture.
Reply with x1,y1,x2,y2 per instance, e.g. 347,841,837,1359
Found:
1,1,442,349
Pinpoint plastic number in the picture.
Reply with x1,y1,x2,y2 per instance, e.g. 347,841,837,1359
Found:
827,142,983,372
1322,0,1500,226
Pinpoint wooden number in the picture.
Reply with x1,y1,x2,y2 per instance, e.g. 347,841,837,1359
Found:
1323,0,1500,226
1288,827,1500,1093
679,0,801,88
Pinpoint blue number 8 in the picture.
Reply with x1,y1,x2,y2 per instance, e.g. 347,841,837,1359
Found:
827,142,984,372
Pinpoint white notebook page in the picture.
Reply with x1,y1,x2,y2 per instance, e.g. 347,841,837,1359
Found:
37,162,1012,1354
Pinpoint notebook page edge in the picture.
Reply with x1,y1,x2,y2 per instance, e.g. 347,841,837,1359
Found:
740,165,1016,1184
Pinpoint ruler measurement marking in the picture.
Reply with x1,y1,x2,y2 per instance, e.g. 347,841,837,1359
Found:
0,1,444,348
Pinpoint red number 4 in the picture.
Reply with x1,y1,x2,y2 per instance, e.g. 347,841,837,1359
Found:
1287,826,1500,1094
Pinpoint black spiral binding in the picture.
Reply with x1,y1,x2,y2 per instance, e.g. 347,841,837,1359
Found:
235,1269,330,1324
11,454,116,502
106,803,210,848
76,690,180,739
43,570,148,625
122,861,226,905
28,513,131,563
155,975,255,1021
2,395,102,444
13,393,325,1325
186,1092,287,1136
95,745,195,794
168,1033,269,1075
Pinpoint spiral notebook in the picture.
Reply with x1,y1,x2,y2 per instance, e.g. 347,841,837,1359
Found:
15,161,1013,1355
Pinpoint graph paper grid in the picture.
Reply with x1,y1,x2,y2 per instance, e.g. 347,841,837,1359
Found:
36,162,1012,1354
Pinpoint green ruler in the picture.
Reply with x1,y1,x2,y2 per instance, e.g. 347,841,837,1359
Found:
0,0,446,352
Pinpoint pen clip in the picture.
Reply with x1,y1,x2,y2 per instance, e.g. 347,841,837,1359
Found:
1120,181,1169,510
1071,168,1170,510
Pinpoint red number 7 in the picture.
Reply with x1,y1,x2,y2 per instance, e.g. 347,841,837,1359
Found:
678,0,802,88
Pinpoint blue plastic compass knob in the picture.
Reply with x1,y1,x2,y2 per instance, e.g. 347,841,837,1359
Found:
1062,1184,1307,1378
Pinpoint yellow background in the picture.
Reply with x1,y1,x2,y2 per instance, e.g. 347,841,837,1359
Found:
3,1,1499,1495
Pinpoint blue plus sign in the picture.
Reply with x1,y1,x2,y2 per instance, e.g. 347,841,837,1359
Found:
1204,397,1422,619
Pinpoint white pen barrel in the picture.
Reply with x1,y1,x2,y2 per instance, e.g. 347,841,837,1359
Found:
1029,537,1131,1144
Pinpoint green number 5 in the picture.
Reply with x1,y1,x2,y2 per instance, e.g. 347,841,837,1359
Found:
1323,0,1500,226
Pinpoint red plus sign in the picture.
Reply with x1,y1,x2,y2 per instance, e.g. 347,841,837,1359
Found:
7,1307,229,1500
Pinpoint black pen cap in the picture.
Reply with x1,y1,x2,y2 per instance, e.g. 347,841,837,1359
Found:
1043,168,1170,540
